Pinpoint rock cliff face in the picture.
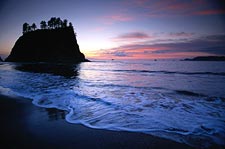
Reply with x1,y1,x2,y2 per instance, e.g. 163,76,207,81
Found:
0,57,3,62
5,27,88,63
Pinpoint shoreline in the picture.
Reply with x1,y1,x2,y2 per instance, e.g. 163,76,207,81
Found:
0,94,194,149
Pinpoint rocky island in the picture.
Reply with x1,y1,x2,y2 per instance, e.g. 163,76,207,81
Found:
5,17,88,63
183,56,225,61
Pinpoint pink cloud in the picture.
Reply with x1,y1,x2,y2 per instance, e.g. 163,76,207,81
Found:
124,0,224,17
89,34,225,59
122,0,149,7
109,15,133,21
92,27,106,32
135,0,149,6
112,32,151,42
102,14,134,24
166,3,192,11
132,1,192,18
152,0,225,16
169,32,195,37
99,1,224,25
194,9,225,15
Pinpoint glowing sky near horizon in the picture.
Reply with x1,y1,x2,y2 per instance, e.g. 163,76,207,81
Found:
0,0,225,60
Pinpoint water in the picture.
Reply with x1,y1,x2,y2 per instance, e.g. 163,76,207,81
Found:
0,60,225,148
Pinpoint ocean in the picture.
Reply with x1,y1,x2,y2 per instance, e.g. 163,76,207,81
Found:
0,60,225,148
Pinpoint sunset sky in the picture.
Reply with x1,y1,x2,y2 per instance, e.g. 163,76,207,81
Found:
0,0,225,60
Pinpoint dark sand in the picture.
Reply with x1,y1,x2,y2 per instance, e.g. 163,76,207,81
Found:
0,94,194,149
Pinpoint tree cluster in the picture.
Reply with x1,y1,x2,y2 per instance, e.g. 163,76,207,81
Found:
23,17,73,34
23,23,37,34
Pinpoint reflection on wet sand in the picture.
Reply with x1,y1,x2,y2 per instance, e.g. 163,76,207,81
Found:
45,108,67,121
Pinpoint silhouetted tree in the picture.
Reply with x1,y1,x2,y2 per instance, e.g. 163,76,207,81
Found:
31,23,37,31
48,19,53,29
52,17,57,28
40,21,47,29
22,17,73,33
27,26,31,32
23,22,29,34
48,17,58,29
62,19,68,28
56,17,62,28
69,22,73,28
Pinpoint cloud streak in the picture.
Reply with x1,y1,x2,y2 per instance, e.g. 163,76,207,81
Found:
123,0,225,18
168,32,195,37
101,14,134,24
94,34,225,59
112,32,151,42
195,9,225,15
112,31,195,44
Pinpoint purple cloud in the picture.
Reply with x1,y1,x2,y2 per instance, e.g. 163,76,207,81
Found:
169,32,195,37
101,14,134,24
113,32,151,42
101,34,225,58
124,0,225,17
112,51,129,57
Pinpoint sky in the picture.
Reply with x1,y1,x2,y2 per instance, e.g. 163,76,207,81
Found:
0,0,225,60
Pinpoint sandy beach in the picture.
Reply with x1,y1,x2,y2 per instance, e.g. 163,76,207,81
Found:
0,94,195,149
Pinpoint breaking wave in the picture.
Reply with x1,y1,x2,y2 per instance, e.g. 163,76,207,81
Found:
0,61,225,148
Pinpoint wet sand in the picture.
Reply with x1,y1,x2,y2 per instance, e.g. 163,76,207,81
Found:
0,94,194,149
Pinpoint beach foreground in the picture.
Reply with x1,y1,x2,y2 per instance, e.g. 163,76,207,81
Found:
0,94,194,149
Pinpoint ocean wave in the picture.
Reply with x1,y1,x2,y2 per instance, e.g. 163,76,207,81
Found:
112,69,225,76
175,90,205,97
82,68,225,76
1,82,225,148
1,61,225,148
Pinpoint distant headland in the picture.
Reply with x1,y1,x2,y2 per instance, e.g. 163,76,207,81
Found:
183,56,225,61
5,17,89,63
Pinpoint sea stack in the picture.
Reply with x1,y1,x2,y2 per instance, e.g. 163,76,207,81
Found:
0,56,3,62
5,23,88,63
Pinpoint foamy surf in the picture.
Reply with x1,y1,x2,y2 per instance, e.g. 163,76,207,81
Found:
0,61,225,148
